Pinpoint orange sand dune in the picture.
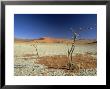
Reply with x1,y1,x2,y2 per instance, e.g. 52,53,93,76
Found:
15,37,97,44
33,37,69,43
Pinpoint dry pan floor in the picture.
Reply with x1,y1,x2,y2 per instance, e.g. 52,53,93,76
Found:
14,43,97,76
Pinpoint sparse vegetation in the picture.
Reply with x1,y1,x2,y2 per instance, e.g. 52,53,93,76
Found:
14,52,96,76
14,41,97,76
36,53,96,73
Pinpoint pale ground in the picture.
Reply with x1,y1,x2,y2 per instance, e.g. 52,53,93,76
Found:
14,43,97,76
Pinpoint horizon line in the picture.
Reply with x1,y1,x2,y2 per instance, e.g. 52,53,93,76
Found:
14,36,97,40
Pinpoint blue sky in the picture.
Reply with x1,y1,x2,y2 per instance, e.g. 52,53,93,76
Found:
14,14,97,39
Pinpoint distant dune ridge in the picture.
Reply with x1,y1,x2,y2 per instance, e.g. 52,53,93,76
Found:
14,37,97,44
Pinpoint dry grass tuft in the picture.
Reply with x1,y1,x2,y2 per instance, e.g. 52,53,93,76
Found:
73,53,96,69
37,55,69,69
36,53,96,72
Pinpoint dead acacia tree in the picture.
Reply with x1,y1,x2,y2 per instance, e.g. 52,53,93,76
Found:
67,30,78,70
67,26,94,60
68,32,77,61
31,40,39,58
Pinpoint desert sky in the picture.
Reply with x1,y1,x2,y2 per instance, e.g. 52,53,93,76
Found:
14,14,97,39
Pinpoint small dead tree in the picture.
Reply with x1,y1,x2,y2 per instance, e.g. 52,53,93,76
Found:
68,32,77,61
67,30,78,70
31,40,39,58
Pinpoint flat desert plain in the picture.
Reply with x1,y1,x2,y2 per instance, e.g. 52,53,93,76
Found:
14,37,97,76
